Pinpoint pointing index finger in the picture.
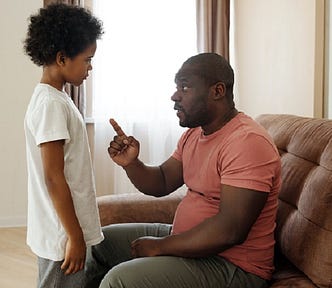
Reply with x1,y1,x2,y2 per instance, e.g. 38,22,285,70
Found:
109,118,127,137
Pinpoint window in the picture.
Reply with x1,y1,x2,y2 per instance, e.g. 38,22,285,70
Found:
91,0,197,195
92,0,196,121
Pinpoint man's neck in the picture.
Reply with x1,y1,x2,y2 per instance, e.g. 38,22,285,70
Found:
203,107,238,135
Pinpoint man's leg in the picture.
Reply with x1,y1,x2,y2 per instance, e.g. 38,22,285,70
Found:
100,255,269,288
84,223,172,288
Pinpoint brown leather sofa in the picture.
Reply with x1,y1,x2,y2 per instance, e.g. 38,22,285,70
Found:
97,114,332,288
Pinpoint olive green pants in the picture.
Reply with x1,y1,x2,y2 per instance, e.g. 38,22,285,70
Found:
85,223,269,288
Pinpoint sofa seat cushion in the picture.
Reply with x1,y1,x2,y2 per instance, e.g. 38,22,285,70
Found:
270,254,318,287
270,273,318,288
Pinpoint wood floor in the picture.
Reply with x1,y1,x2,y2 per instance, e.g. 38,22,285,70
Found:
0,227,37,288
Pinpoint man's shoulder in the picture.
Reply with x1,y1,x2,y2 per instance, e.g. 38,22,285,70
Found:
230,113,274,140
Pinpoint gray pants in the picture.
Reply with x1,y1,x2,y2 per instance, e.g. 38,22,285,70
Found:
38,257,85,288
85,223,269,288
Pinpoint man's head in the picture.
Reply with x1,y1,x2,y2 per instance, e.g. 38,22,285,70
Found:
24,3,103,66
181,53,234,94
172,53,235,132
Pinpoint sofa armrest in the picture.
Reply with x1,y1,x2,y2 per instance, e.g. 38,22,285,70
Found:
97,190,185,227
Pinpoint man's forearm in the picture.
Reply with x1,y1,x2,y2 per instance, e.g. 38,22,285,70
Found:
123,159,168,197
158,215,241,258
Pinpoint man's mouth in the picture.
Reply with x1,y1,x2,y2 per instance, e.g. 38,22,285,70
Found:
174,106,184,118
174,105,182,112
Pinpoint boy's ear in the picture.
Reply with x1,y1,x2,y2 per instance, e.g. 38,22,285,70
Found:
56,51,66,66
213,82,226,100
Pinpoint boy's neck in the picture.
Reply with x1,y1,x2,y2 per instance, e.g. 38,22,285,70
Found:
41,65,65,92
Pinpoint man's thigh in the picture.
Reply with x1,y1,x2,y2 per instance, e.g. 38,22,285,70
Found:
89,223,172,266
85,223,172,288
100,255,268,288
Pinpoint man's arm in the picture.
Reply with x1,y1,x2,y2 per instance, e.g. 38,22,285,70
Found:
131,184,268,257
108,119,184,197
40,140,86,274
123,157,183,197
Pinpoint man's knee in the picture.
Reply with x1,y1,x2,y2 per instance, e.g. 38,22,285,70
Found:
100,263,134,288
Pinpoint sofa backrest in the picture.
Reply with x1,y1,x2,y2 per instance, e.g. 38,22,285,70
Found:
256,114,332,288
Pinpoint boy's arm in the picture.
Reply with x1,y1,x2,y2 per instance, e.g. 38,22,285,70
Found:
40,140,86,275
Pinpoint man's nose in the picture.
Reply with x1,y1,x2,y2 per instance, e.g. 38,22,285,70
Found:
171,90,180,102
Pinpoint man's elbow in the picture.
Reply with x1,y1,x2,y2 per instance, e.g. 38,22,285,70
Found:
224,227,250,247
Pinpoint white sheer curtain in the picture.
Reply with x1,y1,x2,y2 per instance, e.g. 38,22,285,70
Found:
92,0,197,196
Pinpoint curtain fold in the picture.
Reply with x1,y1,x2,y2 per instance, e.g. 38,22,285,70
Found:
43,0,86,117
196,0,230,60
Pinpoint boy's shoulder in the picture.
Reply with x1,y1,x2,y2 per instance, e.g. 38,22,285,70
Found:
27,83,69,115
32,83,67,102
34,83,64,95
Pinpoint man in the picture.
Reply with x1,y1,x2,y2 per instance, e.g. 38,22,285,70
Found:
85,53,281,288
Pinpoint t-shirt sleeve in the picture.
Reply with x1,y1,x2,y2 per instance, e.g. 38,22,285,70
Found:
220,132,280,193
172,129,192,162
30,99,70,146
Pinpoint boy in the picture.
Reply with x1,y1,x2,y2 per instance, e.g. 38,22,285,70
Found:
23,4,104,287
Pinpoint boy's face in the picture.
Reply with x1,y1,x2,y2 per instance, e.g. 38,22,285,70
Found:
61,42,97,87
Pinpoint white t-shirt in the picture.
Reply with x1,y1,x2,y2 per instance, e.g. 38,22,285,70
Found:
24,83,104,261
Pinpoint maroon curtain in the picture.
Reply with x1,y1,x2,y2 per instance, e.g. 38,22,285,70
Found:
43,0,85,117
196,0,230,60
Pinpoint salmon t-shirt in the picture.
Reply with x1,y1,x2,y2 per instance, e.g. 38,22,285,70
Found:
171,112,281,280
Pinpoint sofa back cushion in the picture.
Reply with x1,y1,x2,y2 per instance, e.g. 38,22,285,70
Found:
256,114,332,288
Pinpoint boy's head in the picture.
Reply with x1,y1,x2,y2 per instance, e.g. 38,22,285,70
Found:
24,3,103,66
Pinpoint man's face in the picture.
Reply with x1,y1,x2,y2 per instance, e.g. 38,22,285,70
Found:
171,64,211,128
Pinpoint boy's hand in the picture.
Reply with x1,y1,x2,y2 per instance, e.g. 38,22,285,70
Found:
61,235,86,275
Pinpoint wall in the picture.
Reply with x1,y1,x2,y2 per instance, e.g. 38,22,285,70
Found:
231,0,325,119
326,0,332,118
0,0,42,226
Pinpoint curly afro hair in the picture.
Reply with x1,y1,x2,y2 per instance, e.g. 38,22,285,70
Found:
24,3,103,66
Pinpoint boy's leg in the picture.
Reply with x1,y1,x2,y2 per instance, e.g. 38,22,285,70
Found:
84,223,172,288
100,255,269,288
38,257,85,288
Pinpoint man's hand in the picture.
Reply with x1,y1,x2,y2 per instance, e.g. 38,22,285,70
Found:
61,235,86,275
108,118,140,167
131,236,163,258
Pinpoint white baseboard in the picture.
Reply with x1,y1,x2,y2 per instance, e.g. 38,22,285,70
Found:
0,216,27,227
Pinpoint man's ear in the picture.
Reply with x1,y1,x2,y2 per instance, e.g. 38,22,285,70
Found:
213,82,226,100
56,51,66,66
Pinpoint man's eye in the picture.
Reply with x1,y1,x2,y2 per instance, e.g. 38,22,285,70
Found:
176,84,189,92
